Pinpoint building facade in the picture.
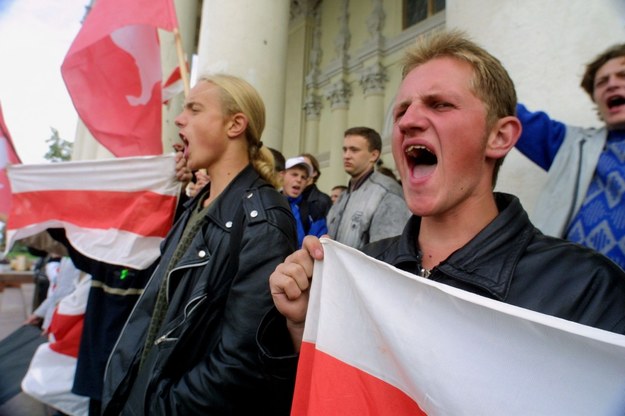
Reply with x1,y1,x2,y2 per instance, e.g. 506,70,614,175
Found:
73,0,625,213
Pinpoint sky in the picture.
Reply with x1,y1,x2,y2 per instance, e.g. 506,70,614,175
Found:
0,0,88,164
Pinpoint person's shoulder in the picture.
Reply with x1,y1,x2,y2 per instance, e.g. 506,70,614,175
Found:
249,182,288,205
527,232,625,283
368,172,402,193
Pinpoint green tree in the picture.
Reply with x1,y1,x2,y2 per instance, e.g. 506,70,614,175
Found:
44,127,73,162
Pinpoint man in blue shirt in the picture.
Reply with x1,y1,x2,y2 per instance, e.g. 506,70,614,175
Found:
281,156,328,248
516,43,625,269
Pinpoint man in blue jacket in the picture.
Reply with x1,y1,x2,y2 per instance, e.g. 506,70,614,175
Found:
281,156,327,248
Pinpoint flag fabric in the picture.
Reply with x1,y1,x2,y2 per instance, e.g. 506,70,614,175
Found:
61,0,178,158
22,275,92,416
5,154,180,270
293,239,625,415
162,63,187,104
0,102,21,221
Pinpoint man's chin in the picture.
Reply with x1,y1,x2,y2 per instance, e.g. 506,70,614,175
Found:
606,119,625,131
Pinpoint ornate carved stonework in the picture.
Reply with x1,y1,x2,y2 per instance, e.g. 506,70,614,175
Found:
325,79,352,110
305,9,322,89
366,0,385,47
303,93,322,119
333,0,350,67
290,0,321,20
359,62,387,96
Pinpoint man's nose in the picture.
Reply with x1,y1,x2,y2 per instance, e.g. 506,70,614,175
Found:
398,104,428,133
174,113,185,128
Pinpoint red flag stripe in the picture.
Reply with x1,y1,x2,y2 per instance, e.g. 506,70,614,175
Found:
293,342,426,416
8,190,176,237
48,315,84,358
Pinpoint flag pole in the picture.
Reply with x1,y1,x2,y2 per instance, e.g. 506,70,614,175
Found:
174,28,190,98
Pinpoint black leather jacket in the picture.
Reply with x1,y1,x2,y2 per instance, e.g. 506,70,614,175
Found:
258,193,625,395
366,193,625,333
102,165,297,415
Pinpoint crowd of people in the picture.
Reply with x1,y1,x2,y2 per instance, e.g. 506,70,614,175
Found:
4,30,625,415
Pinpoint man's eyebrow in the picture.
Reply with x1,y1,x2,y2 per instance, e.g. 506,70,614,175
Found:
394,99,410,111
183,100,200,108
595,74,609,84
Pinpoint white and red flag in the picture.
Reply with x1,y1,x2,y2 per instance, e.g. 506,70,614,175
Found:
0,102,21,221
294,239,625,415
61,0,178,158
5,154,180,269
22,275,92,416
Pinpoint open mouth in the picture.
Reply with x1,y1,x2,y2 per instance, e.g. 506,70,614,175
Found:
406,145,437,165
405,144,437,180
179,134,190,158
607,95,625,109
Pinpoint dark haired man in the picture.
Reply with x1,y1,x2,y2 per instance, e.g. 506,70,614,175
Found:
326,127,410,249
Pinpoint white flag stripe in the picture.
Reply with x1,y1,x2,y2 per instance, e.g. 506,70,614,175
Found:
8,154,179,194
306,239,625,415
55,274,92,315
6,223,163,270
22,344,89,416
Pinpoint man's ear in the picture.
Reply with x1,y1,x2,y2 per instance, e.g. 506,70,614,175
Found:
370,149,381,165
227,113,248,138
486,116,522,159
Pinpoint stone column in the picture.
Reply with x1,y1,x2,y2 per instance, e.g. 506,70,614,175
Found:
196,0,290,149
359,62,387,134
324,79,351,184
71,120,113,160
302,5,322,155
303,93,322,154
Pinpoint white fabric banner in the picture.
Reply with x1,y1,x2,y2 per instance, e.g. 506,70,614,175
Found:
293,239,625,415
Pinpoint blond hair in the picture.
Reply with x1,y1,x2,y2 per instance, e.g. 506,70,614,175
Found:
402,30,517,128
198,74,279,188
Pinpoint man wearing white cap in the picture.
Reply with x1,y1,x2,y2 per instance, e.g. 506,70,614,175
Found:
281,156,328,247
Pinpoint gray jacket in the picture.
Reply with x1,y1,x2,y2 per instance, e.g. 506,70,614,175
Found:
531,126,606,237
327,171,410,250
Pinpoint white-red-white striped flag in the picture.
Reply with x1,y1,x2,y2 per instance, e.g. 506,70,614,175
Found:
294,239,625,415
5,155,180,269
22,275,92,416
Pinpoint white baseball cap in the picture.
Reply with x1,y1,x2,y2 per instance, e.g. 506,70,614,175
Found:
284,156,313,177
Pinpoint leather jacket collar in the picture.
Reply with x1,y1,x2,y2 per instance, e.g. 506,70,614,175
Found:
366,193,534,301
182,164,263,232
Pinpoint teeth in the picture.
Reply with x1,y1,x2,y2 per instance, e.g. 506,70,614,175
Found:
405,145,429,157
405,144,437,165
